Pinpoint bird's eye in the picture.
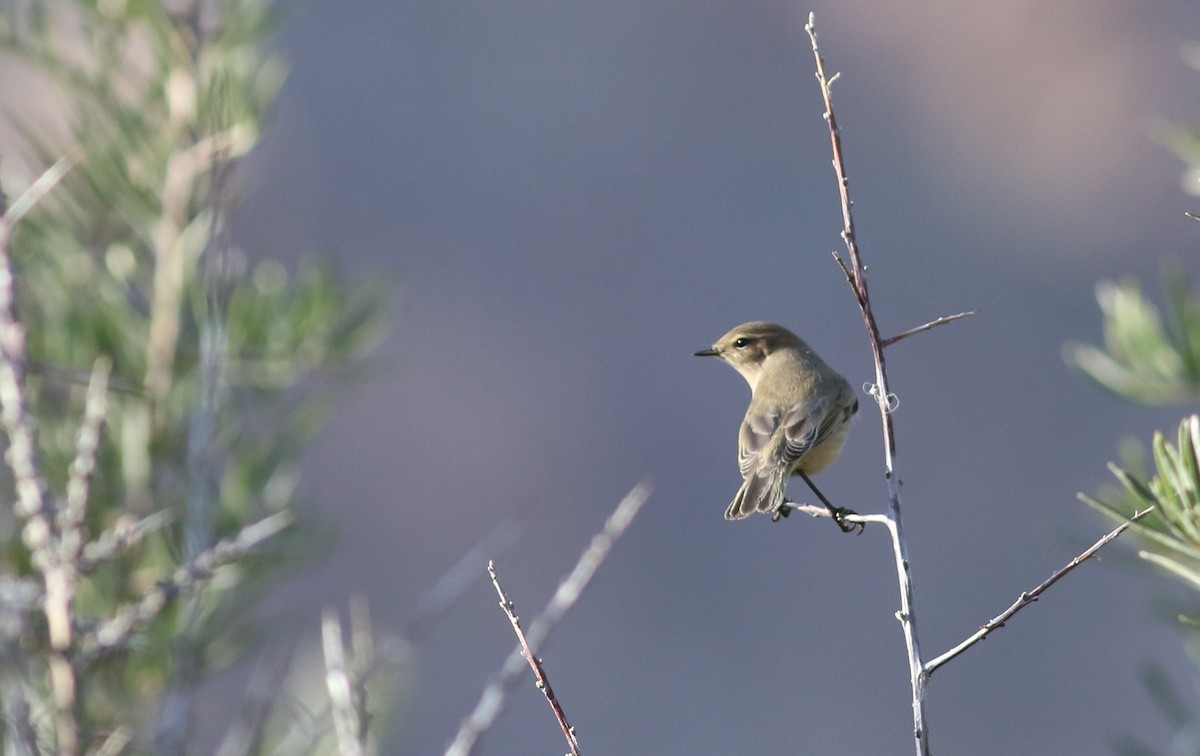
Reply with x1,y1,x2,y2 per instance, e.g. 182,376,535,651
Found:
734,337,751,349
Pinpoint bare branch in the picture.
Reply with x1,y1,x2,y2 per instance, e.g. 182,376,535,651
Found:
805,14,929,753
779,502,888,527
445,481,651,756
488,560,581,756
924,507,1154,675
881,311,977,348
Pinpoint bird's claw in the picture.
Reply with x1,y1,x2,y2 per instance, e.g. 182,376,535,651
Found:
830,506,864,534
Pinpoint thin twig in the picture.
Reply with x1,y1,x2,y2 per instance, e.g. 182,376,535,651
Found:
924,507,1154,675
805,14,929,754
445,482,651,756
488,561,581,756
881,311,977,348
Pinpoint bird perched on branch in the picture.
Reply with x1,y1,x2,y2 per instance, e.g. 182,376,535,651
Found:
695,321,859,527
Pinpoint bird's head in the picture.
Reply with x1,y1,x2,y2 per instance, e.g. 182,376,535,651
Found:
694,321,805,389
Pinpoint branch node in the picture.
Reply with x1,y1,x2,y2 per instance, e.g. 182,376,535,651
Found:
863,383,900,413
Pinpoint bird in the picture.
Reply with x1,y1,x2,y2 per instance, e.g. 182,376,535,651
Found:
695,321,858,524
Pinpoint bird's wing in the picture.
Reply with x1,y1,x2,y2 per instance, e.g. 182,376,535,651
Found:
737,400,824,478
737,386,857,478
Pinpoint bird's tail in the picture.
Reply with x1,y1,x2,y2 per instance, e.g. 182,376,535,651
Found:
725,469,786,520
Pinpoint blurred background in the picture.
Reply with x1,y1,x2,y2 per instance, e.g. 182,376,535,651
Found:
12,0,1200,753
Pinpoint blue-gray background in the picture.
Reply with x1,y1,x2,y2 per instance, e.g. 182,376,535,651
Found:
116,0,1200,753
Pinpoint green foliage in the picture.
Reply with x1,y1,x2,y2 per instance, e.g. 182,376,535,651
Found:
1064,268,1200,405
1068,46,1200,752
1082,415,1200,591
0,0,388,752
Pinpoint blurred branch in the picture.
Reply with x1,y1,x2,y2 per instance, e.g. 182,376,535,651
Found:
79,510,175,572
0,2,390,752
0,148,86,755
0,147,84,229
215,628,300,756
62,357,112,556
0,151,79,526
403,515,522,644
446,482,651,756
78,511,293,664
279,519,522,755
804,15,931,755
321,608,367,756
91,727,133,756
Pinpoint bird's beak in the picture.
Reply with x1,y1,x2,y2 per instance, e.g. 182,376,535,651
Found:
693,347,720,357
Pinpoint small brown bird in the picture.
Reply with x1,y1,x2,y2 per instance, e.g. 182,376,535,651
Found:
695,322,858,522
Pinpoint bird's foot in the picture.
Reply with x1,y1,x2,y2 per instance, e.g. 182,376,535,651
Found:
828,505,864,534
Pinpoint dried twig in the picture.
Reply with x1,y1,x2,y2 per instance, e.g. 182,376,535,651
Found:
881,311,977,348
924,507,1154,674
488,561,581,756
445,482,651,756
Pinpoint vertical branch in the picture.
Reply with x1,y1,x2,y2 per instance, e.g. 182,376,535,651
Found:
157,30,240,752
0,151,83,756
62,357,112,559
322,609,367,756
348,595,376,746
804,15,930,755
